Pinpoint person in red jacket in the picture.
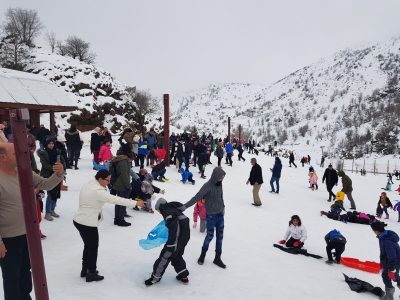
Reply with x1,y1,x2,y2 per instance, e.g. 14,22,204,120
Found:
395,185,400,195
193,199,206,232
98,140,113,167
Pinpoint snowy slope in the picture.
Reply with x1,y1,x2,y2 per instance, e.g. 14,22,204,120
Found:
172,37,400,157
2,145,400,299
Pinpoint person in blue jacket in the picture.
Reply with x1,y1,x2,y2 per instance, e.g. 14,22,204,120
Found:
179,168,195,185
137,139,148,169
225,141,233,167
325,229,346,265
371,222,400,300
270,156,282,194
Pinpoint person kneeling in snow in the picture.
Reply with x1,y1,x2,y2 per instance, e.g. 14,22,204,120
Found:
325,229,346,265
145,198,190,286
278,215,307,248
178,168,195,185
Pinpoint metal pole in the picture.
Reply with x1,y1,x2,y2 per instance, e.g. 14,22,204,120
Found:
163,94,170,167
228,117,231,142
9,109,49,300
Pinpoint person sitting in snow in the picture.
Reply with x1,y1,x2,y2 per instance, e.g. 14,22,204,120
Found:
145,198,190,286
178,168,195,185
382,179,393,192
278,215,307,248
325,229,346,265
193,199,206,233
151,159,167,182
395,185,400,195
376,192,393,220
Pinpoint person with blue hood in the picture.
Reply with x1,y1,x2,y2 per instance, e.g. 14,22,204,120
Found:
144,198,190,286
178,168,195,185
270,156,282,194
371,222,400,300
182,167,227,268
325,229,346,265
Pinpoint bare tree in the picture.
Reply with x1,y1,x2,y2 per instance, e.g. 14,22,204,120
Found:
64,35,96,63
126,87,157,131
45,30,56,53
56,40,67,56
3,7,43,46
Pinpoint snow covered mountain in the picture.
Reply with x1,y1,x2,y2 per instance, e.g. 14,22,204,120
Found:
172,37,400,158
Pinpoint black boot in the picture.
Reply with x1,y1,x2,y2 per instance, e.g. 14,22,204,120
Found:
198,250,207,265
114,219,131,227
213,253,226,269
80,267,87,278
145,276,159,286
86,271,104,282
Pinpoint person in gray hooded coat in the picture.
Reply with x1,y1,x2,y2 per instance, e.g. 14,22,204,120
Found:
182,167,227,268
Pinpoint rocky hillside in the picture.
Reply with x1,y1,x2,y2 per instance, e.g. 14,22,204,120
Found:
172,37,400,158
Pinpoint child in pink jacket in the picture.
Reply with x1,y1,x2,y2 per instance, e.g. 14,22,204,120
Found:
193,199,206,233
98,140,113,164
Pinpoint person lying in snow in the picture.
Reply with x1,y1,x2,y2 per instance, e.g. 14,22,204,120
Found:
325,229,346,265
278,215,307,248
145,198,190,286
320,199,347,222
178,168,195,185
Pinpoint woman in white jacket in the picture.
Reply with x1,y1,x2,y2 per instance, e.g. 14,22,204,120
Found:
73,169,144,282
278,215,307,248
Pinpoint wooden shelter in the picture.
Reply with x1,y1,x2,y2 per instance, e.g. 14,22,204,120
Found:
0,68,77,132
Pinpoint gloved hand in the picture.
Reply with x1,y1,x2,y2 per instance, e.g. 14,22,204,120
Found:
278,240,286,245
192,222,197,229
293,241,301,247
160,189,165,195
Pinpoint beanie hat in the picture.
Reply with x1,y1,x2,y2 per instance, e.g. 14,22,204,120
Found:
155,198,167,211
336,191,345,201
371,221,386,232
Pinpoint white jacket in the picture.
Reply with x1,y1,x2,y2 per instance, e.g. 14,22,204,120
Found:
73,180,138,227
283,224,307,242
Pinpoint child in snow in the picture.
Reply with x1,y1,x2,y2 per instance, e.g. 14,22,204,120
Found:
98,139,113,169
325,229,346,265
309,169,318,190
382,179,392,191
193,199,206,233
178,168,195,185
395,185,400,195
145,198,190,286
393,201,400,222
376,192,393,220
320,192,347,221
278,215,307,248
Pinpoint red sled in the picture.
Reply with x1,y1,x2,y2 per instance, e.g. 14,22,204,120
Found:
340,257,380,274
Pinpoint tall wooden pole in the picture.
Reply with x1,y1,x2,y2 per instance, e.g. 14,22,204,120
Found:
49,110,55,133
9,109,49,300
238,124,242,143
163,94,170,166
228,117,231,142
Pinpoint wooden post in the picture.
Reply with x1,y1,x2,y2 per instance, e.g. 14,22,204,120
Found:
163,94,170,166
374,159,376,175
49,110,55,133
387,160,390,174
238,124,242,143
352,158,354,173
228,117,231,142
9,109,49,300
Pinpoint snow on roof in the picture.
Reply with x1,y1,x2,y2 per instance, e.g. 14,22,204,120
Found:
0,67,77,108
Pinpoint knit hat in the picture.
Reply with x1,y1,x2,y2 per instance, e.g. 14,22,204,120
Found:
336,191,345,201
371,221,386,232
155,198,167,211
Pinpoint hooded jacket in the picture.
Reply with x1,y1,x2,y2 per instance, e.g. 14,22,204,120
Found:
248,163,263,185
338,171,353,193
377,230,400,269
110,155,131,192
272,157,282,178
184,167,226,214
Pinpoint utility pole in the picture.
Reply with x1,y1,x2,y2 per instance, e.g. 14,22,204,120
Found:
228,117,231,142
163,94,170,166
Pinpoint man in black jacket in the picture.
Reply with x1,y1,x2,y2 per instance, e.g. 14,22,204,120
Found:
246,158,263,206
145,198,190,286
322,164,338,202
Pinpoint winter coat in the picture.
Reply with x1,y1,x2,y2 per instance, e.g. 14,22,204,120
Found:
338,171,353,193
27,133,36,153
309,172,318,185
325,230,347,245
179,168,192,182
176,143,184,160
193,201,206,222
322,168,338,187
145,133,157,150
73,180,138,227
138,141,148,156
215,146,224,158
109,155,131,192
65,130,81,150
90,132,102,152
198,144,208,166
225,143,233,154
37,149,64,200
248,163,263,185
283,224,307,242
377,196,393,209
289,153,295,162
184,167,226,215
36,127,51,144
152,161,166,173
98,144,113,162
377,230,400,270
184,141,192,159
272,158,282,178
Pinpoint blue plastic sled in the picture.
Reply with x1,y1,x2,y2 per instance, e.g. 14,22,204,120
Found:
93,160,109,171
139,220,169,250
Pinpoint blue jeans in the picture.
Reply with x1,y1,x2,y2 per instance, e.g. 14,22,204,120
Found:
382,267,400,288
202,213,224,254
270,176,280,192
45,193,56,213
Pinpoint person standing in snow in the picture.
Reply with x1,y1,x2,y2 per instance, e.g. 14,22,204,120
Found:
370,222,400,300
246,158,263,207
225,141,233,166
278,215,307,248
237,143,245,162
376,192,393,220
145,198,190,286
308,168,318,191
322,164,338,202
182,167,227,268
337,170,356,210
288,152,297,168
270,156,282,194
90,127,102,164
320,156,325,168
325,229,346,265
215,142,224,167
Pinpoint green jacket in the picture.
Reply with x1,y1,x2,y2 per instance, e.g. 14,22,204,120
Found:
338,171,353,193
110,155,131,192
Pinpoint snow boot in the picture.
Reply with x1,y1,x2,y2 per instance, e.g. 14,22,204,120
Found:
379,287,394,300
178,277,189,285
198,250,207,265
86,271,104,282
51,211,60,218
325,260,334,265
213,253,226,269
145,276,159,286
44,213,53,221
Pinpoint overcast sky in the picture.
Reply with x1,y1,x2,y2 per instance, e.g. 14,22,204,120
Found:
1,0,400,95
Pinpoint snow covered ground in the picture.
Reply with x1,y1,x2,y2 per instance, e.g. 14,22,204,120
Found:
2,144,400,300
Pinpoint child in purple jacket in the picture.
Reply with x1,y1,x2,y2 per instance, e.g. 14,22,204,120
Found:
393,201,400,222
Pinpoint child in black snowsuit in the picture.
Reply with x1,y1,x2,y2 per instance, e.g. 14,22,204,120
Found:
325,229,346,265
145,198,190,286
